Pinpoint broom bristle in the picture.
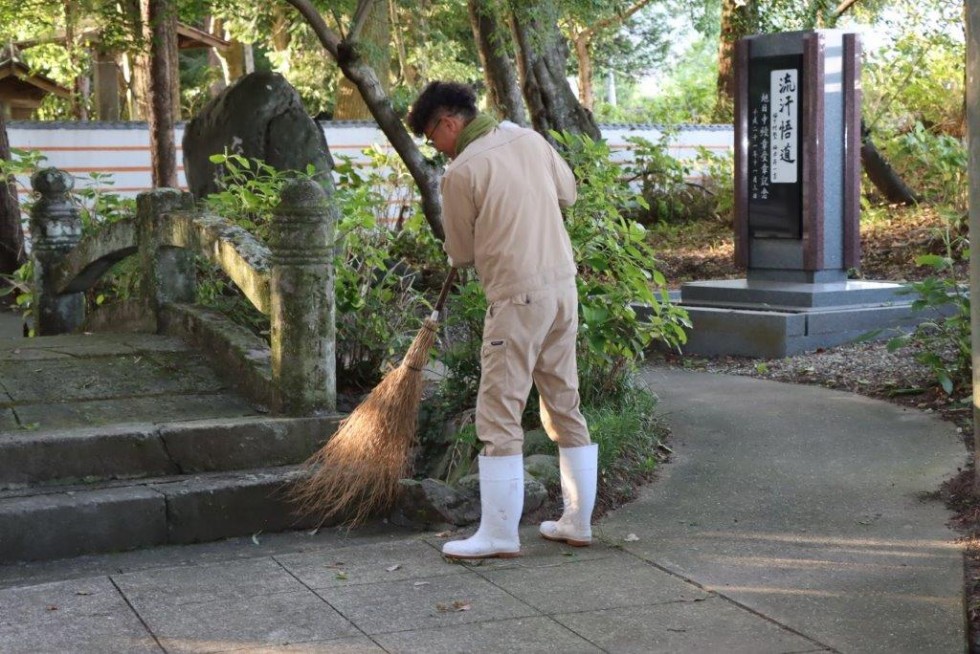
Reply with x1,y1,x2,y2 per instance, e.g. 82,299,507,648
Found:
291,319,440,526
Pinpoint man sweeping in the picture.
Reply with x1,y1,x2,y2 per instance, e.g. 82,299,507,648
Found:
406,81,598,559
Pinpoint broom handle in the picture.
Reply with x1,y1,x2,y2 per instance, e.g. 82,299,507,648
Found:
429,267,458,321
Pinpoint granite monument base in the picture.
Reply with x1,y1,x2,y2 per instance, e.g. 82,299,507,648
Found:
663,279,928,358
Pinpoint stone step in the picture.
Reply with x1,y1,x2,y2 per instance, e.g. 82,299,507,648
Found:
0,415,342,490
0,466,325,564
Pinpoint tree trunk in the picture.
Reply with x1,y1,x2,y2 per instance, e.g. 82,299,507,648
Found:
142,0,178,188
285,0,443,240
714,0,757,123
389,0,413,86
509,0,600,143
64,0,88,120
334,0,390,120
121,0,149,120
94,44,121,120
0,109,24,282
338,42,444,239
964,0,980,495
216,37,247,87
468,0,527,125
573,31,593,112
861,122,919,205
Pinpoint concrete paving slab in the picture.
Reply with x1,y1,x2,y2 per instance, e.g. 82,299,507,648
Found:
0,576,159,654
320,573,539,635
218,636,386,653
476,552,708,614
374,615,603,653
599,366,967,654
552,596,830,653
129,589,358,654
0,526,410,590
276,538,464,589
114,557,303,607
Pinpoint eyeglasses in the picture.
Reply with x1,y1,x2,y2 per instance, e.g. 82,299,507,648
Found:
424,117,445,147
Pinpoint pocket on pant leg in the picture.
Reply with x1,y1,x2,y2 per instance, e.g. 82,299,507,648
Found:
481,339,510,392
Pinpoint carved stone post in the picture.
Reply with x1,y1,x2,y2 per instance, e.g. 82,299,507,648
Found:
269,178,336,415
30,168,84,335
137,188,195,327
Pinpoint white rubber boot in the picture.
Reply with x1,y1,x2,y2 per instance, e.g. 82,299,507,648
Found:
539,443,598,547
443,454,523,559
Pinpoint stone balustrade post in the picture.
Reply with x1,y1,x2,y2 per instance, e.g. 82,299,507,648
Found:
30,168,84,335
137,188,195,325
269,178,337,415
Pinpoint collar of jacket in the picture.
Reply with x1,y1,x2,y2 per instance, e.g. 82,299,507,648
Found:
455,113,499,156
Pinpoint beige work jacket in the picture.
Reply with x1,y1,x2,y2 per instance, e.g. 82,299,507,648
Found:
440,122,578,303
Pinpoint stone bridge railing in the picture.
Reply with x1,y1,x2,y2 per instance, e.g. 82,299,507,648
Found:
28,167,336,416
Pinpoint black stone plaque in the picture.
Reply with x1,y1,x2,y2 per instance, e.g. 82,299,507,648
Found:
748,54,803,239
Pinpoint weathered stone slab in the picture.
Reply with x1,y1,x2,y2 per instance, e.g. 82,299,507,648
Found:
0,347,71,362
0,353,227,403
276,539,465,589
3,333,120,349
114,333,191,355
152,468,315,544
160,415,340,472
320,573,539,635
0,408,18,432
375,616,603,654
0,576,159,654
0,308,23,339
0,486,167,563
4,393,257,433
0,424,175,488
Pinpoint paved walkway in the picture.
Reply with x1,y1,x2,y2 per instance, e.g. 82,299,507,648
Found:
0,365,967,653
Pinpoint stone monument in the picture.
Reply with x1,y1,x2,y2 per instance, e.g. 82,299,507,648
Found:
677,30,924,358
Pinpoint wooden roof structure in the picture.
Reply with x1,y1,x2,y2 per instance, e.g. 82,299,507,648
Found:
0,56,71,118
15,22,230,51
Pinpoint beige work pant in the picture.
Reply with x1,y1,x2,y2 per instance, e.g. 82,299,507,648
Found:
476,282,591,457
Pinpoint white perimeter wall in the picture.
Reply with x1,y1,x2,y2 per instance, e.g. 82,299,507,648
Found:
8,120,734,206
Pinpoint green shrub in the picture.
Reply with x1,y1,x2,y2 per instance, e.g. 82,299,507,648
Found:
623,134,733,226
882,122,967,211
885,215,970,396
553,129,690,403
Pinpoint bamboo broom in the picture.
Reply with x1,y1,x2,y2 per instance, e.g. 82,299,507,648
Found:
292,268,458,526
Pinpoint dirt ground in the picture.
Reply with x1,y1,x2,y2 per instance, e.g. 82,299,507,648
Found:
653,206,978,650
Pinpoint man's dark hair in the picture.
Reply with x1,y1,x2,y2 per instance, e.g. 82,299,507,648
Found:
406,81,478,136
